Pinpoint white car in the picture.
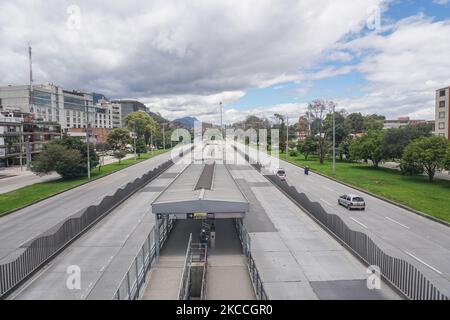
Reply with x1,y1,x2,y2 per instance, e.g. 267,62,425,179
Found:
338,194,366,210
274,168,286,181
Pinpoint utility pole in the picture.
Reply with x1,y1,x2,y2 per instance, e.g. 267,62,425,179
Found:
133,123,137,160
25,135,31,170
28,42,34,116
332,104,336,175
19,124,23,171
162,123,166,150
85,105,91,180
286,115,289,159
219,101,223,134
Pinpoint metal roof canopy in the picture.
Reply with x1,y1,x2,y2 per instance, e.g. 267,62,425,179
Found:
151,162,249,219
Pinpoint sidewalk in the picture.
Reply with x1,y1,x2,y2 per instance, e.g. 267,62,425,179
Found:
0,153,136,195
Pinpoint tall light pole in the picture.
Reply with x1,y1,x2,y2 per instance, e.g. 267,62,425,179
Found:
219,101,223,133
133,123,137,160
286,114,289,159
162,123,166,150
332,104,336,175
85,105,91,180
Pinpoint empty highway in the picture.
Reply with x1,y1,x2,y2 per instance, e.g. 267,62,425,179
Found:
239,143,450,297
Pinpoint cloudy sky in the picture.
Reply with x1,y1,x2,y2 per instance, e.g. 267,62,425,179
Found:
1,0,449,123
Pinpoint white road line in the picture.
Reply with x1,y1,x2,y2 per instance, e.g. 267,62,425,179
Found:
320,198,332,207
385,216,410,229
350,217,368,229
324,186,334,192
404,251,442,275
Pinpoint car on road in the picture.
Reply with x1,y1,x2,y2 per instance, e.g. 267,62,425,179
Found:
338,194,366,210
274,168,286,181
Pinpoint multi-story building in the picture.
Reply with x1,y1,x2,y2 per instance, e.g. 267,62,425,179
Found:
0,113,23,167
436,86,450,139
0,84,94,132
0,111,61,168
110,99,147,126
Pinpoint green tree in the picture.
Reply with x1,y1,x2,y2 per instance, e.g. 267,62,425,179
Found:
55,135,99,169
324,110,348,147
344,113,364,134
114,150,127,164
363,114,385,132
135,139,147,157
124,111,159,144
32,144,85,179
337,136,353,160
349,130,386,168
305,100,335,164
296,136,317,160
383,124,432,160
273,113,286,153
107,128,131,149
400,136,449,181
445,145,450,171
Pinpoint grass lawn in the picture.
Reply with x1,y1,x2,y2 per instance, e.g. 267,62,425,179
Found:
283,153,450,223
0,149,168,216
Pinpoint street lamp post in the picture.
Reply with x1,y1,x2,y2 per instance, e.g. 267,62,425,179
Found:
133,123,137,161
332,104,336,175
286,114,289,159
85,105,91,180
163,124,166,150
25,135,31,170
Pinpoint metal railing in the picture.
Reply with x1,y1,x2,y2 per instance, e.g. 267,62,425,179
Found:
178,234,208,300
267,176,449,300
178,234,193,300
113,218,175,300
234,143,449,300
235,219,268,300
0,160,174,299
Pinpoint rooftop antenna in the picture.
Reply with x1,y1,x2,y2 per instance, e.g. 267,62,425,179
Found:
28,42,34,114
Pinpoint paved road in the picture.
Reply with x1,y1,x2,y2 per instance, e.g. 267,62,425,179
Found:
238,143,450,297
0,170,59,194
228,142,400,300
10,161,188,300
0,153,136,195
0,145,190,263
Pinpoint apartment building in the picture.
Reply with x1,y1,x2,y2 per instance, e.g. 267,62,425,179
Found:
436,86,450,139
0,111,61,167
110,99,147,126
0,84,95,131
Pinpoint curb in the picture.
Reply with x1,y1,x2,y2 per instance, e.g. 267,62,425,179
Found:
283,159,450,228
0,151,169,218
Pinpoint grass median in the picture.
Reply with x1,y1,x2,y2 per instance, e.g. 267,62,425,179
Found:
0,149,168,216
281,153,450,223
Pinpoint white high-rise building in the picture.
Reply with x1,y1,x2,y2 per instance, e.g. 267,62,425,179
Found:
436,86,450,139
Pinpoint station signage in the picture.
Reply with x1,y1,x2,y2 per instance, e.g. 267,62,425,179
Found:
187,212,214,220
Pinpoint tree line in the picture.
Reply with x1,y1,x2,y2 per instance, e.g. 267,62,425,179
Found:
232,99,450,182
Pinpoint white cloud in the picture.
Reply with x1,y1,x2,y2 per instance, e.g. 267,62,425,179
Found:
0,0,385,121
333,16,450,119
433,0,449,5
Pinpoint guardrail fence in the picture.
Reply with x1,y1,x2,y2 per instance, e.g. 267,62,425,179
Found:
235,219,268,300
267,175,449,300
113,218,175,300
0,146,200,299
233,143,449,300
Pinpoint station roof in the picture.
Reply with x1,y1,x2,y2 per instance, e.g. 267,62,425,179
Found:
151,162,249,218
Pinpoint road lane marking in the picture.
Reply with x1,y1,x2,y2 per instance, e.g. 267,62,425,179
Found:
350,217,368,229
385,216,410,229
404,251,442,275
324,186,334,192
320,198,332,207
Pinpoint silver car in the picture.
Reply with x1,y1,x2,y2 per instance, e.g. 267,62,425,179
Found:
274,168,286,181
338,194,366,210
